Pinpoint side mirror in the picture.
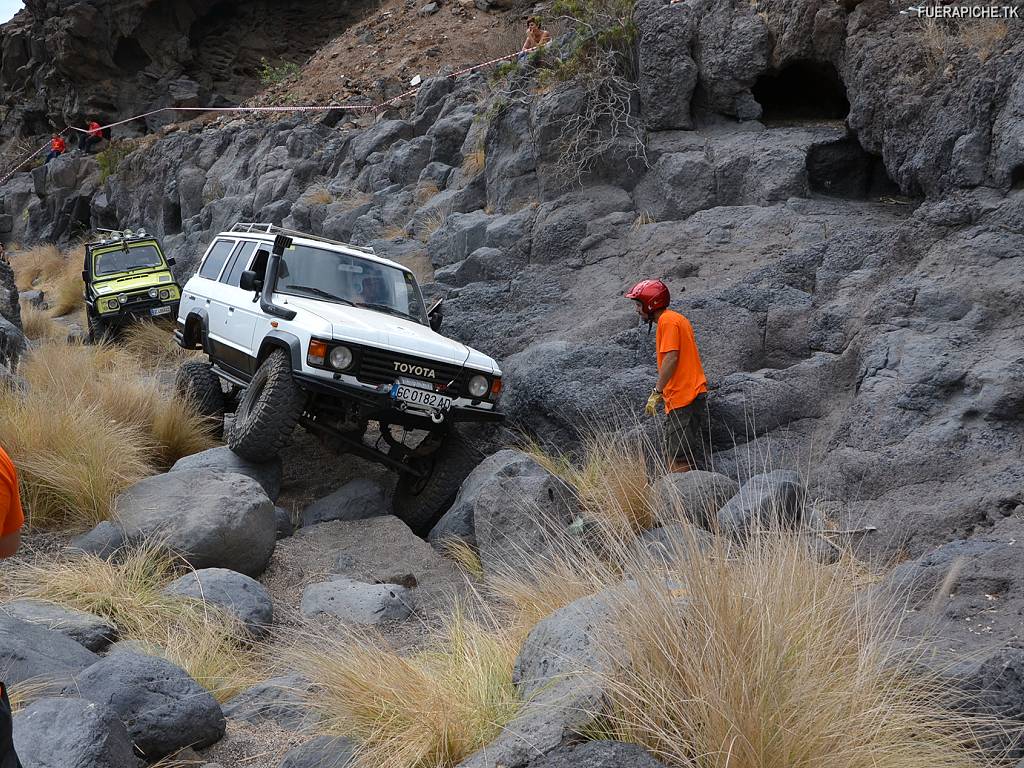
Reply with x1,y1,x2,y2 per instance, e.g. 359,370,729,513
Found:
166,257,176,267
81,270,88,283
427,297,443,331
240,270,263,293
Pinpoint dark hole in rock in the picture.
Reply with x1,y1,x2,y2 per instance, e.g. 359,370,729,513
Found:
1011,164,1024,190
113,37,153,74
753,61,850,123
806,137,900,199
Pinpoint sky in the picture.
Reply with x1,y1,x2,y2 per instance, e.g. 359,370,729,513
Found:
0,0,23,23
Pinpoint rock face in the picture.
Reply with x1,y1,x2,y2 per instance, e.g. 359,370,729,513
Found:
13,697,140,768
0,0,1022,669
222,674,316,731
69,651,226,760
162,568,273,637
113,469,276,577
526,741,670,768
0,0,367,137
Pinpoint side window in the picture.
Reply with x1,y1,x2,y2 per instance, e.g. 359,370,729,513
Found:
198,240,235,280
223,241,259,287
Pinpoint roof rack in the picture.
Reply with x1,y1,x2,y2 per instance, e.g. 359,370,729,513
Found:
230,222,376,255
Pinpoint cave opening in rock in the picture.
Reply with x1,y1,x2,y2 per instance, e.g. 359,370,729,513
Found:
1011,164,1024,190
753,61,850,124
806,136,900,199
113,38,153,75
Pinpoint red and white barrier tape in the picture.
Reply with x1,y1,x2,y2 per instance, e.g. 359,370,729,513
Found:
3,44,544,184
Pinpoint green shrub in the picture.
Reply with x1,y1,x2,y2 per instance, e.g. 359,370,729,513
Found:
97,142,133,183
259,57,301,86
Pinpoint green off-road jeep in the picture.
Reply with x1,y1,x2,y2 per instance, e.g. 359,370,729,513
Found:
83,229,182,341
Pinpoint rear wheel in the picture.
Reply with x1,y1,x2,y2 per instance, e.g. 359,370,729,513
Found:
392,428,479,536
175,360,226,439
228,349,306,462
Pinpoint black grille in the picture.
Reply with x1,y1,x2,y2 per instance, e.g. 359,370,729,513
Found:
355,347,466,395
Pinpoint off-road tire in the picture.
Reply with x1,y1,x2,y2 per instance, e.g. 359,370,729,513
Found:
228,349,305,462
175,360,226,439
392,428,478,536
87,312,108,344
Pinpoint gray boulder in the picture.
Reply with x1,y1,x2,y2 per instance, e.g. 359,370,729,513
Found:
300,577,414,624
472,451,579,573
162,568,273,637
113,469,276,578
67,521,125,559
279,736,356,768
649,470,739,529
275,506,295,539
69,651,226,760
641,522,714,566
429,449,546,549
169,447,282,502
351,120,416,167
13,697,140,768
223,674,315,731
0,615,99,688
428,109,475,166
0,600,117,652
427,210,493,268
717,470,807,536
300,478,388,527
459,589,625,768
633,151,716,222
525,740,669,768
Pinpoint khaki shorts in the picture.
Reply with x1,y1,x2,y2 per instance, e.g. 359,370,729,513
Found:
664,392,706,466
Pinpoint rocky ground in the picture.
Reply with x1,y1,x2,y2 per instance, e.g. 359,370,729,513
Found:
1,0,1024,764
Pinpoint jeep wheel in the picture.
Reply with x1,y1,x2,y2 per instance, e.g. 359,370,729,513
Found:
175,360,226,439
392,428,478,536
228,349,305,462
87,313,109,344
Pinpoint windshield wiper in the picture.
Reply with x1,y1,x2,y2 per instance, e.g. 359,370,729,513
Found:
356,302,419,322
283,285,355,305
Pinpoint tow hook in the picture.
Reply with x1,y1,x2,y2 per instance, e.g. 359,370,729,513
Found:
430,410,446,424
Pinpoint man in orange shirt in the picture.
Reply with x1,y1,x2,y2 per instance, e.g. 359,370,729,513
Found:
625,279,708,472
1,445,24,768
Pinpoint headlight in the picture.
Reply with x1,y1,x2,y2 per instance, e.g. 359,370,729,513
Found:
107,298,119,310
148,288,158,298
117,293,128,304
159,289,170,300
329,346,353,370
467,374,489,398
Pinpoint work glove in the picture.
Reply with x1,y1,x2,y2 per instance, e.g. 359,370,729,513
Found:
645,389,663,416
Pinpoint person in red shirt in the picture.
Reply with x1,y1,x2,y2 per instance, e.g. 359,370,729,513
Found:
625,279,709,472
78,120,104,153
44,134,66,164
0,445,24,768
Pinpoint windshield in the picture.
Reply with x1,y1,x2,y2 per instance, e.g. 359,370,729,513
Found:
94,244,164,277
274,243,427,324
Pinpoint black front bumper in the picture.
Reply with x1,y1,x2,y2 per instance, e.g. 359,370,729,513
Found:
293,371,504,427
100,300,179,325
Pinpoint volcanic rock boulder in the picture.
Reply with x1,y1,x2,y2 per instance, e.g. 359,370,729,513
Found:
113,469,276,578
13,697,140,768
69,651,226,760
0,614,100,688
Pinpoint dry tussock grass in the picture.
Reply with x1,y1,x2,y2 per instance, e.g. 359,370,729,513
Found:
290,607,521,768
461,147,486,177
4,542,263,701
0,340,216,530
414,181,441,205
336,188,373,210
120,321,200,372
632,210,656,231
48,257,85,317
9,243,63,291
301,184,335,206
960,20,1008,62
382,223,410,241
416,209,449,242
18,301,65,341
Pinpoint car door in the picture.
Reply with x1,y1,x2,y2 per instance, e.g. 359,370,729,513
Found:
190,238,243,371
217,239,263,376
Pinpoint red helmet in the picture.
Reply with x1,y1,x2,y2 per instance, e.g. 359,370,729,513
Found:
625,279,670,315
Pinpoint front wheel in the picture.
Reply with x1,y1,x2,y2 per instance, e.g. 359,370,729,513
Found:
87,312,109,344
228,349,306,462
392,428,479,536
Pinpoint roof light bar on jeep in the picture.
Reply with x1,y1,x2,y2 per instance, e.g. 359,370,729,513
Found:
230,222,376,255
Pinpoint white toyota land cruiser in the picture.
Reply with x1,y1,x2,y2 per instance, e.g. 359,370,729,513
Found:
173,223,503,533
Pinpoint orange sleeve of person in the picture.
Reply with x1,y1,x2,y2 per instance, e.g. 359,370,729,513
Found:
0,447,25,537
656,315,681,363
